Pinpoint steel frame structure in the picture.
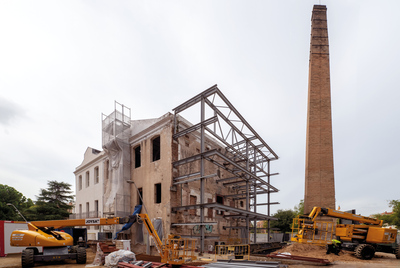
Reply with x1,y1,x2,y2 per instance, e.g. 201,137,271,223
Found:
172,85,279,252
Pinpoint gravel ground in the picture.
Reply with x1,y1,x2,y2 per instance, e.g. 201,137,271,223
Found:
1,248,399,268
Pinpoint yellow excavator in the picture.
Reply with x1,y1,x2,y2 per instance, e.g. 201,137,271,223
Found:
291,207,399,260
10,217,128,267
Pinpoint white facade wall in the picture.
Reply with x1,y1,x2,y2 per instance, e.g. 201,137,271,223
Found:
74,148,106,240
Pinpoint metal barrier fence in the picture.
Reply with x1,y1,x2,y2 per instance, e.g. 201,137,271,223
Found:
214,244,250,260
291,218,334,245
164,236,197,264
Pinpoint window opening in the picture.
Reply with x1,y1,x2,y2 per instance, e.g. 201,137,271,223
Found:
79,176,82,190
94,166,99,184
86,202,89,218
95,200,99,217
155,183,162,203
152,136,161,161
138,187,143,205
86,171,90,187
216,195,224,215
190,195,197,216
207,198,213,218
134,146,141,168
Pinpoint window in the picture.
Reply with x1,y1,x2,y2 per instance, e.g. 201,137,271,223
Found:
155,183,161,203
94,200,99,217
94,166,99,184
207,198,213,218
79,204,82,218
216,195,224,215
79,176,82,190
134,146,141,168
86,202,89,218
152,136,160,162
138,188,143,205
105,160,109,181
86,171,90,187
94,200,99,229
190,195,197,216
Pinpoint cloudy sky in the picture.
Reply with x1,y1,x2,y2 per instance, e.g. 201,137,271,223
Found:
1,0,399,217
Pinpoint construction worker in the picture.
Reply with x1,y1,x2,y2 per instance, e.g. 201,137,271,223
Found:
326,239,342,255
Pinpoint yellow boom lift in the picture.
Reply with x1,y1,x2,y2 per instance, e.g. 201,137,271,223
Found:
11,213,197,267
137,214,197,265
291,207,399,260
10,217,128,267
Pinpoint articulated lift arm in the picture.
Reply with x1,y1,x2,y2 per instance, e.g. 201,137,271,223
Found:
137,214,164,258
308,207,382,226
30,217,127,229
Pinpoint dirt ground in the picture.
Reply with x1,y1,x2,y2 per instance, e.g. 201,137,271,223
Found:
265,243,400,267
1,245,399,268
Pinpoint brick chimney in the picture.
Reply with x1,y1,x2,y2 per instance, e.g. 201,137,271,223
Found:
304,5,336,214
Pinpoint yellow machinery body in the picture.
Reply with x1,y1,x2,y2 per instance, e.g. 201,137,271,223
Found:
291,207,399,260
10,217,127,267
10,217,123,248
11,223,74,247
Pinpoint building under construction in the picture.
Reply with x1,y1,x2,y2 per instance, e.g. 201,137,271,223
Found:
73,85,279,254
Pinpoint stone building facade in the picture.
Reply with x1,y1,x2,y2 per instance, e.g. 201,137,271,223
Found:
74,87,279,254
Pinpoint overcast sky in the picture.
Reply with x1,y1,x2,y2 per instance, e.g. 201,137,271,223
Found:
1,0,399,217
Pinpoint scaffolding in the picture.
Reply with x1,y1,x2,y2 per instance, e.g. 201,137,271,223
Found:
171,85,279,252
101,101,131,219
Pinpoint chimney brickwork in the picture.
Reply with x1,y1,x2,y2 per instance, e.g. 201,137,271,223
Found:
304,5,335,214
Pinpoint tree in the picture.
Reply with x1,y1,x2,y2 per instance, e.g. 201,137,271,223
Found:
294,199,304,216
266,209,297,233
34,180,74,220
0,184,33,221
388,200,400,228
374,200,400,229
264,200,305,233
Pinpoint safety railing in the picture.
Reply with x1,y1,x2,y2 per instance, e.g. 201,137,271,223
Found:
164,235,197,264
291,217,334,245
214,244,250,260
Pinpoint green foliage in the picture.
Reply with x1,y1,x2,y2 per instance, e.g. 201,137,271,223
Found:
265,209,297,233
33,180,74,221
0,184,33,221
373,200,400,229
389,200,400,228
264,200,305,233
294,199,304,216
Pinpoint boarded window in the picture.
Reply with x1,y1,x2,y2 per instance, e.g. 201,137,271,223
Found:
207,198,213,218
152,136,161,162
155,183,162,203
138,187,143,205
190,195,197,216
134,146,141,168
